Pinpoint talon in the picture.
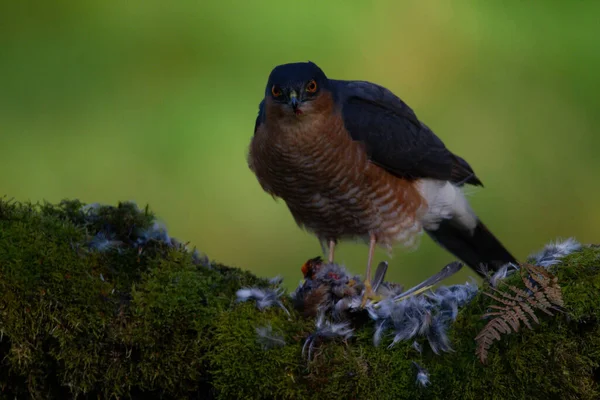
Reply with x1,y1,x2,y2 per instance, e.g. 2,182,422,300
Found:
360,280,381,307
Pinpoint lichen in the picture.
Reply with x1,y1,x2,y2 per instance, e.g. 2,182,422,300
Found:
0,198,598,399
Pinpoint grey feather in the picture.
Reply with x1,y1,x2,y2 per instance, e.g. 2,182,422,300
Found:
302,313,354,360
256,324,286,350
529,237,582,268
372,261,388,293
236,287,290,315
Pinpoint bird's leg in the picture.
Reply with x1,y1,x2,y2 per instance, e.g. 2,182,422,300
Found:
361,234,380,307
328,239,336,264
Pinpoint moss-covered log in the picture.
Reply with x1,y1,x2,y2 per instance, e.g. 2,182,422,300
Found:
0,198,598,399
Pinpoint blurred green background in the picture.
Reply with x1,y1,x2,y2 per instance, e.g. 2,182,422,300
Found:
2,1,599,290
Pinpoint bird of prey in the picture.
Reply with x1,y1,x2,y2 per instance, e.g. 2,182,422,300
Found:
247,61,517,304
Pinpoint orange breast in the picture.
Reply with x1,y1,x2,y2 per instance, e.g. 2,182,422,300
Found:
248,94,427,249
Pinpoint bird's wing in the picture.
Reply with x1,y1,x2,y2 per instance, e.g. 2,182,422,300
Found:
254,99,265,135
332,80,482,186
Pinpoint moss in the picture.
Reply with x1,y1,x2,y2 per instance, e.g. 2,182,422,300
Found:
1,198,599,399
0,199,266,398
209,303,312,400
206,247,600,400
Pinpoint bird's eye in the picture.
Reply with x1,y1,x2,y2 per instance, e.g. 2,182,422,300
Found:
271,85,282,97
306,79,318,93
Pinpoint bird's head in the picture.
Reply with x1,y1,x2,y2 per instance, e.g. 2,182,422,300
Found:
264,61,329,118
301,255,324,280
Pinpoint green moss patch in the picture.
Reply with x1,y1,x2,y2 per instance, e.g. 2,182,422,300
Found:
0,198,598,399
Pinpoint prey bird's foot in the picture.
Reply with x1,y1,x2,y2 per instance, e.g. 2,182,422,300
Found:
360,280,382,307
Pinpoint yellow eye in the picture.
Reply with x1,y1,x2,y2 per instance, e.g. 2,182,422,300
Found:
271,85,282,97
306,79,317,93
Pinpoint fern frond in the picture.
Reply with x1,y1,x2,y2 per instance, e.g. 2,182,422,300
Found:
518,302,539,325
475,264,564,363
513,305,533,330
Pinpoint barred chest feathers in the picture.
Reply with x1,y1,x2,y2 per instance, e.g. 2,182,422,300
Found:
248,110,429,250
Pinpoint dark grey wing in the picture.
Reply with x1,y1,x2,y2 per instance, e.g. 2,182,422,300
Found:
332,80,482,186
254,99,265,134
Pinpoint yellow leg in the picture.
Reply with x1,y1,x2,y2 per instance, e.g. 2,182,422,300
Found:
328,239,336,264
361,235,380,307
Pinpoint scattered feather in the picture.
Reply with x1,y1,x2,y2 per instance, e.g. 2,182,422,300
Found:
236,287,289,315
489,263,519,288
293,237,576,357
191,248,211,268
87,231,123,252
302,313,353,360
80,202,102,214
412,341,422,354
413,362,430,387
269,275,284,286
135,221,173,246
376,281,405,298
250,239,578,361
530,238,582,268
373,320,387,347
367,280,478,353
77,201,212,267
255,324,286,350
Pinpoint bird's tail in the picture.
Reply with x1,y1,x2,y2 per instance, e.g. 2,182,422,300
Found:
425,219,517,277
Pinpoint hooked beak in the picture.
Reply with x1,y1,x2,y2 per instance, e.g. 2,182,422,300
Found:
289,90,299,111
